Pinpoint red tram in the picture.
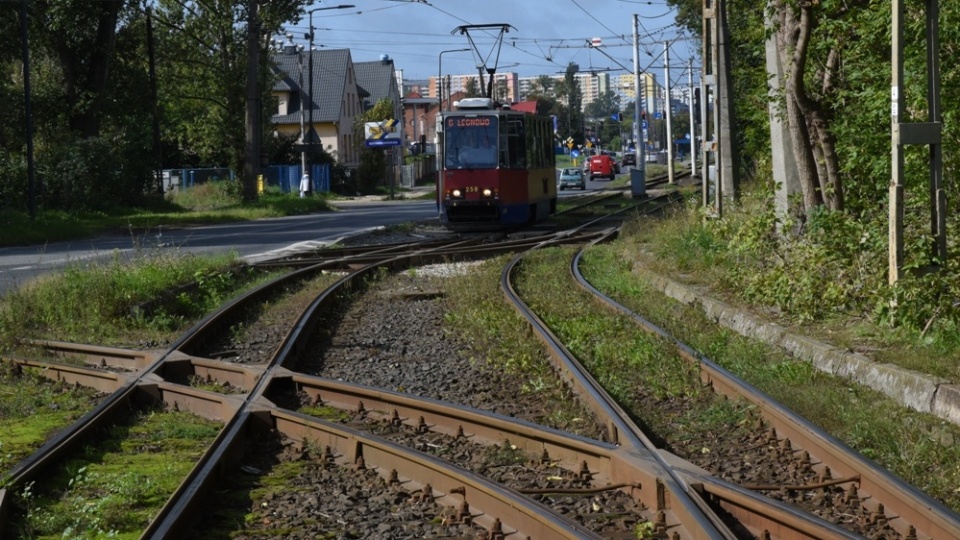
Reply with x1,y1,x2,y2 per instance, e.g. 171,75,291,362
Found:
438,98,556,231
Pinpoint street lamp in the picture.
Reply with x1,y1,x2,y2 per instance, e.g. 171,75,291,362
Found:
283,34,307,176
438,48,469,112
305,4,355,160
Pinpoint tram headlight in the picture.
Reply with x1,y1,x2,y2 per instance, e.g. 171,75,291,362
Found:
452,189,462,198
482,188,492,197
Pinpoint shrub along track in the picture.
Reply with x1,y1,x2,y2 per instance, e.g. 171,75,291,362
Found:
6,191,955,538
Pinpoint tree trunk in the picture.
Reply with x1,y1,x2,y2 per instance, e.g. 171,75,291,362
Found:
52,0,123,138
777,0,822,217
777,0,844,215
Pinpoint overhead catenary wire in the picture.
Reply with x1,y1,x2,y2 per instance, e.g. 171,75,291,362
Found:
291,0,699,79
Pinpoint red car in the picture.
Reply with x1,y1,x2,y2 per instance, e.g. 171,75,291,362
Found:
587,154,616,180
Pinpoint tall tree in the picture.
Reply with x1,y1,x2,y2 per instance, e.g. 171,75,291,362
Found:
561,63,584,142
463,77,480,98
525,74,559,116
35,0,125,138
151,0,302,180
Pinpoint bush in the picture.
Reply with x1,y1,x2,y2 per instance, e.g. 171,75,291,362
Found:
0,149,28,211
36,136,152,211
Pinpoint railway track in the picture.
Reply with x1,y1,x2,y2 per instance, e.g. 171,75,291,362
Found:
2,188,957,539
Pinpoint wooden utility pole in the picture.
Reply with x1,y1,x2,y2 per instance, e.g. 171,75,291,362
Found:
890,0,943,284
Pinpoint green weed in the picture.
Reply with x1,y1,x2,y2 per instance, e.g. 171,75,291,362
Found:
579,242,960,511
11,407,221,537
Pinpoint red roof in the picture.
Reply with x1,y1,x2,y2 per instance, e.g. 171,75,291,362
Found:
510,100,538,114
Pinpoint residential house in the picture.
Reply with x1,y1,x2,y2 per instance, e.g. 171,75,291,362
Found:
400,90,468,153
402,92,439,152
354,56,402,129
270,47,363,168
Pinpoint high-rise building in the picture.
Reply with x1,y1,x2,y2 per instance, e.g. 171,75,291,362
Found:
429,72,519,103
612,72,659,114
517,73,610,106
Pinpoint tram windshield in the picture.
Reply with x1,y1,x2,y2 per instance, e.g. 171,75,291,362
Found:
444,115,499,169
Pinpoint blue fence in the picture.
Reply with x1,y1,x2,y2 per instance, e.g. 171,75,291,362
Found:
165,164,331,193
261,164,331,193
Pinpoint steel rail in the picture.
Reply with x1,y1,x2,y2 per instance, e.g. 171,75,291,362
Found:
272,372,867,539
498,230,736,538
4,221,694,538
8,352,856,540
146,230,629,537
571,246,960,540
0,238,476,536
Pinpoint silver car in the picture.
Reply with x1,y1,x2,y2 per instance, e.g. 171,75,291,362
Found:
558,168,585,190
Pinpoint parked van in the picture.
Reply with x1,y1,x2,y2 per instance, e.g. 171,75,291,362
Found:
587,154,616,180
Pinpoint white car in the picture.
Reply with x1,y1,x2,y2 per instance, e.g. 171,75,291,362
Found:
558,168,585,190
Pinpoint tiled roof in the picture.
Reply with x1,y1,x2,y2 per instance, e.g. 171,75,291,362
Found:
270,48,352,124
354,60,398,109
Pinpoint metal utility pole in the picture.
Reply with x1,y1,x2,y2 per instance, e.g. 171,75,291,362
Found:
664,41,675,184
702,0,721,217
631,14,646,197
764,0,800,231
716,0,740,201
295,41,307,177
146,7,163,196
890,0,943,284
306,6,354,172
688,59,697,175
439,49,470,111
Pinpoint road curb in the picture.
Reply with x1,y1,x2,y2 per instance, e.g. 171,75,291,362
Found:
631,264,960,427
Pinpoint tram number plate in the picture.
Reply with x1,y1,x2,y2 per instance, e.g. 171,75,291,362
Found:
465,186,479,193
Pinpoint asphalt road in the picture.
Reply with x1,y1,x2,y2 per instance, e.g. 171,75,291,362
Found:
0,198,438,298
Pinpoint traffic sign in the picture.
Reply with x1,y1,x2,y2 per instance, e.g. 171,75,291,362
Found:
571,149,580,158
566,142,574,149
641,120,648,129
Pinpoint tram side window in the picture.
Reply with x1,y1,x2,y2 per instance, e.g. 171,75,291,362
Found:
505,119,526,168
526,117,548,168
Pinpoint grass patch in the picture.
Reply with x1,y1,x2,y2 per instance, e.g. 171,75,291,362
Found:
442,255,603,436
0,365,105,475
443,255,560,379
578,242,960,511
616,193,960,380
512,247,752,444
10,407,221,538
0,250,275,348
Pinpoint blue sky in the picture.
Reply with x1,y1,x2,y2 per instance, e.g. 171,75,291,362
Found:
282,0,697,87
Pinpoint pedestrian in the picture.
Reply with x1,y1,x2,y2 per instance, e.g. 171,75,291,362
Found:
299,173,310,198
